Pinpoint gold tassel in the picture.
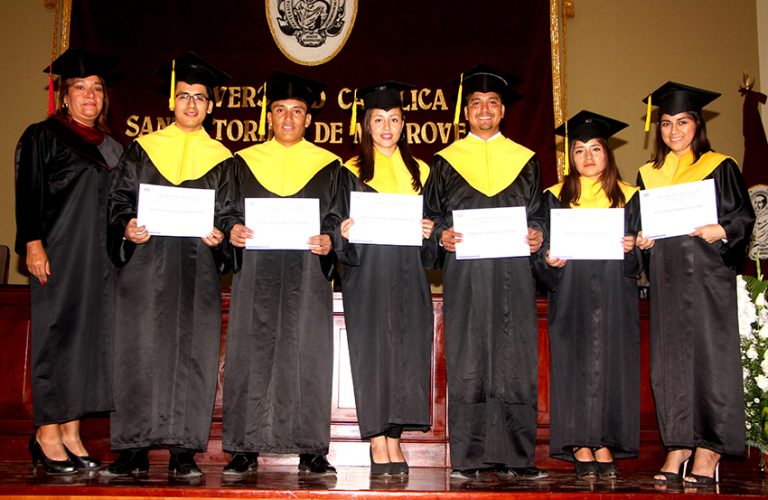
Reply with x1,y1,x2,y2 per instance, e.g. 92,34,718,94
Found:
258,82,268,140
169,59,176,111
563,120,570,176
453,73,464,140
349,88,358,138
644,94,652,132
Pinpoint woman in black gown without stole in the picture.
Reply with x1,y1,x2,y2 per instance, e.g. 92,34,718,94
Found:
16,49,122,475
541,111,641,479
337,82,436,476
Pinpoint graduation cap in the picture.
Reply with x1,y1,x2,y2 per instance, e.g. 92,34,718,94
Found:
359,81,414,110
160,52,231,111
452,64,521,131
256,71,325,139
555,110,628,176
44,48,118,116
348,81,414,137
642,81,720,131
265,71,325,105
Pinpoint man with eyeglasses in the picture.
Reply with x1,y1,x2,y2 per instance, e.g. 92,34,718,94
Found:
221,71,342,476
103,52,237,479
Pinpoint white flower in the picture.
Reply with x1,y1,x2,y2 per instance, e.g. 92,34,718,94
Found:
760,322,768,339
756,375,768,392
756,398,762,404
762,358,768,375
747,422,753,429
748,346,759,360
757,292,767,308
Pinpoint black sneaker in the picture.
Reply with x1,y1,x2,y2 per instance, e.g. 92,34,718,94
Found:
168,451,202,478
223,452,258,475
100,449,149,477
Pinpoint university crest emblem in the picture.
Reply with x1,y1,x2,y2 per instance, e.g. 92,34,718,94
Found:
266,0,357,66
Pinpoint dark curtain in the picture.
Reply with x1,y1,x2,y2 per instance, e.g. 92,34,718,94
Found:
69,0,557,187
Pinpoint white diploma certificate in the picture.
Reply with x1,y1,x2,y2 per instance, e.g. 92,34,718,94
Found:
348,192,423,247
244,198,320,250
137,183,215,237
453,206,529,260
639,179,718,239
550,208,625,260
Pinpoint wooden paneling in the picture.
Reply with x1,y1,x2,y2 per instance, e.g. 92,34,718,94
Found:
0,285,662,469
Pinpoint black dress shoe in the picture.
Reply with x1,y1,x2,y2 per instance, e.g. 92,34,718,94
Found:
28,435,76,475
168,451,202,478
100,449,149,477
498,466,549,480
64,445,101,470
223,452,258,475
298,454,336,474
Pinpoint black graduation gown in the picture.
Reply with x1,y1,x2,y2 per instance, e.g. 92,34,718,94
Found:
637,158,754,456
222,156,342,455
107,141,236,451
541,191,641,462
15,117,122,426
335,168,435,439
423,154,546,470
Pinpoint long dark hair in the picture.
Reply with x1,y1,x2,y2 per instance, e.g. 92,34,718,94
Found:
559,137,626,208
353,108,423,193
55,76,111,132
651,110,711,168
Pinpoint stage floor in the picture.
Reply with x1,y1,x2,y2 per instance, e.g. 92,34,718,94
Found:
1,463,766,499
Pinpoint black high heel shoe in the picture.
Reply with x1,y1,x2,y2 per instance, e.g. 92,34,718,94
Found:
64,445,101,470
573,448,597,479
29,435,76,475
685,462,720,487
653,454,690,483
369,449,390,477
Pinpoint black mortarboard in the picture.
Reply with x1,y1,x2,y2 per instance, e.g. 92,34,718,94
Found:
43,48,117,80
643,81,720,116
359,81,414,110
555,110,628,176
457,64,520,103
265,71,325,105
160,52,231,91
160,52,231,111
452,64,521,129
554,110,628,142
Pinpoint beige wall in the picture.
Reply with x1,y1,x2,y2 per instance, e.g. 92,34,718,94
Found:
565,0,761,183
1,1,53,284
0,1,764,284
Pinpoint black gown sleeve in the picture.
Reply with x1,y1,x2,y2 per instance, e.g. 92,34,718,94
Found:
14,123,51,255
623,192,643,277
225,157,247,274
319,160,343,280
712,159,755,268
332,167,359,267
534,191,561,291
107,141,143,267
206,157,239,275
520,157,548,276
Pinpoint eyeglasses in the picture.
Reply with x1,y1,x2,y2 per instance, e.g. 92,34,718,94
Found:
175,92,209,103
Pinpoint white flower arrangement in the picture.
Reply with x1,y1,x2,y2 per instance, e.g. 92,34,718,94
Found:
737,271,768,455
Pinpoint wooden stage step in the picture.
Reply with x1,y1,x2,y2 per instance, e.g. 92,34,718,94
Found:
0,461,766,499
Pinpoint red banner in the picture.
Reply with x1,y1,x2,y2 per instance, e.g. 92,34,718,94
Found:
70,0,557,187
